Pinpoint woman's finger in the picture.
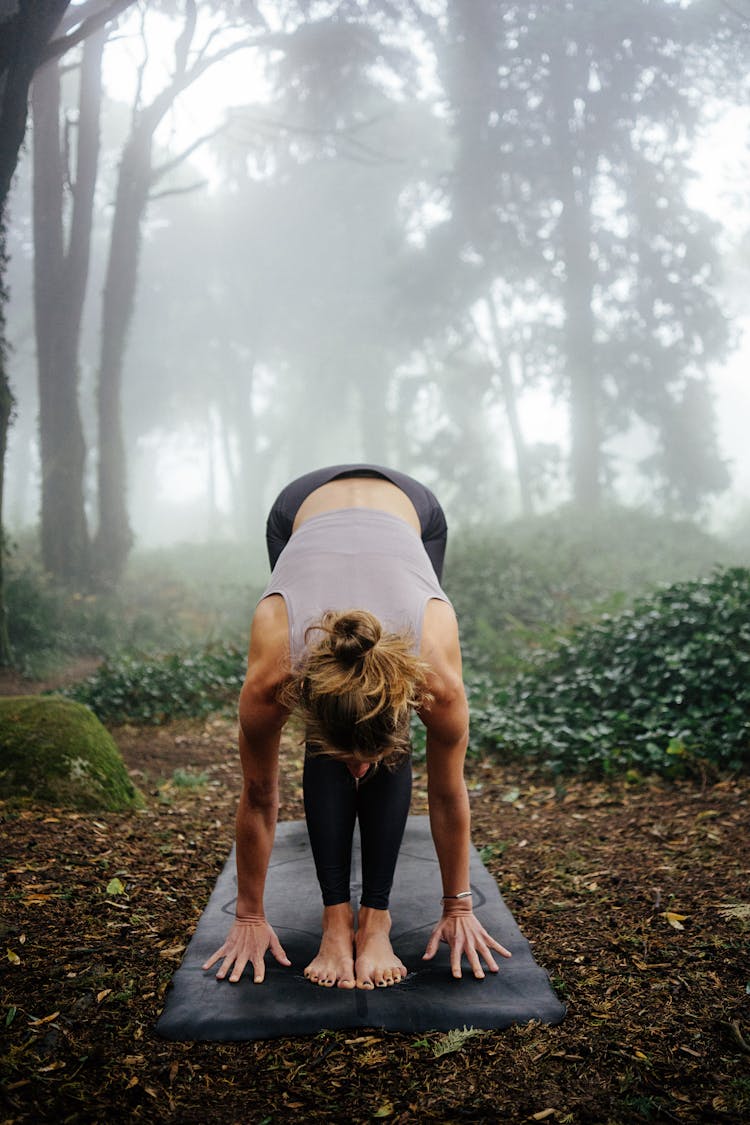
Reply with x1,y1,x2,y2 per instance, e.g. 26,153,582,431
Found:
251,952,266,984
270,933,292,966
201,946,226,971
450,934,464,978
486,935,513,958
474,939,499,973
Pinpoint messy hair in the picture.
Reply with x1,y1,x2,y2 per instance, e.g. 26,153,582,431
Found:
279,609,432,767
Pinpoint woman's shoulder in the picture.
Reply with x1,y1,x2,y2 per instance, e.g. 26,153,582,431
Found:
248,595,290,678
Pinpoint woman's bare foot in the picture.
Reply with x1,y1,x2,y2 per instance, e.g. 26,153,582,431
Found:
304,903,356,989
355,906,407,989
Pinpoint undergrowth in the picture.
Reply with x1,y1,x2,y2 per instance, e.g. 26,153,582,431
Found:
467,566,750,777
9,509,749,778
63,645,245,725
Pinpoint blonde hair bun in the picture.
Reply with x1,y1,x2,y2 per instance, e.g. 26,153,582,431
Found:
330,611,382,666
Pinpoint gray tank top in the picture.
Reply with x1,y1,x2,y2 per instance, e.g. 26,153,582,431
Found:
261,508,450,662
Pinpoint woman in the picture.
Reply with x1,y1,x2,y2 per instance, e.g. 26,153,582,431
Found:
203,464,511,990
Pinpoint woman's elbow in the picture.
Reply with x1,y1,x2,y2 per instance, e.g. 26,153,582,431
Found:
240,775,279,813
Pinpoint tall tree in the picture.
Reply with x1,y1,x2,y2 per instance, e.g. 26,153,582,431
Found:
31,22,108,585
92,0,263,584
0,0,133,660
420,0,741,514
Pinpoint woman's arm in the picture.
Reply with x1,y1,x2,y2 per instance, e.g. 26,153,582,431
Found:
202,596,292,983
419,599,512,978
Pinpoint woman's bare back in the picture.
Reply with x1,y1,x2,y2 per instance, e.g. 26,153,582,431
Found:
292,478,421,535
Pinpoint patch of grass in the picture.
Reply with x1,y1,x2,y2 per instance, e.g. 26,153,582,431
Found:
171,768,209,789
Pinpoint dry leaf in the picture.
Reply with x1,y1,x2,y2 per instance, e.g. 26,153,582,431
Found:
532,1111,558,1122
97,989,113,1003
29,1011,60,1025
662,911,688,930
6,949,20,965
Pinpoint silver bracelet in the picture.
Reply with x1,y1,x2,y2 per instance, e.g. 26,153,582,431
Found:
442,890,472,901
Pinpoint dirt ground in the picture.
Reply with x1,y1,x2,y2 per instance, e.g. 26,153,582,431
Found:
1,697,749,1123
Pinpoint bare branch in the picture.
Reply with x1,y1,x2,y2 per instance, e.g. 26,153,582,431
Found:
148,180,208,202
172,0,198,79
132,5,148,123
41,0,137,66
226,109,405,165
150,123,227,184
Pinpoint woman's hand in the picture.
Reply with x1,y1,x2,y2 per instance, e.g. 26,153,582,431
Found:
202,916,291,984
422,908,512,979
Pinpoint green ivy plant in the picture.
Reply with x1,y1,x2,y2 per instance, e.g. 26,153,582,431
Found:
467,567,750,777
63,644,245,725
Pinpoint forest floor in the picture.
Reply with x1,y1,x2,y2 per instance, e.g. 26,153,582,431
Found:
1,682,749,1124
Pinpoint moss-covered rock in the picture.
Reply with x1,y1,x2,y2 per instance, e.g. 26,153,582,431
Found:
0,696,144,811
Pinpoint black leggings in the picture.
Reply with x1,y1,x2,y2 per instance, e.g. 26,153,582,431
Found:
266,465,448,911
303,750,413,909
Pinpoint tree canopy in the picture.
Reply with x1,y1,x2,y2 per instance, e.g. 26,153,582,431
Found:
2,0,749,596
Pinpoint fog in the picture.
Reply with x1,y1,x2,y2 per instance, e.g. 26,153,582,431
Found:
5,0,750,587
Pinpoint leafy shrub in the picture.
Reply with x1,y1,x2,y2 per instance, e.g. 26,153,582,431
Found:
4,541,262,675
122,542,263,647
468,567,750,777
5,561,122,675
444,506,738,676
64,644,245,725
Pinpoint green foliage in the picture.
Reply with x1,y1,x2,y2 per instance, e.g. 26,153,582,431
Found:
468,567,750,777
444,506,737,676
4,558,122,675
4,541,261,676
171,768,209,789
122,543,263,646
64,644,245,726
0,696,143,811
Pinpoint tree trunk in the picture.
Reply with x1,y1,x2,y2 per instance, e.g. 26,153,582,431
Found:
220,366,266,538
92,129,150,586
484,297,534,517
91,0,244,584
32,29,106,586
0,220,14,665
0,1,72,661
549,43,600,511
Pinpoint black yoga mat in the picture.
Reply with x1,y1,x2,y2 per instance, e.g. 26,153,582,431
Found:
156,817,565,1041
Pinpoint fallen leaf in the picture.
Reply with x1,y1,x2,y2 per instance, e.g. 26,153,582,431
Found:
373,1104,393,1118
158,945,186,959
97,989,113,1003
106,877,125,896
29,1011,60,1025
662,911,688,930
6,949,20,965
532,1111,558,1122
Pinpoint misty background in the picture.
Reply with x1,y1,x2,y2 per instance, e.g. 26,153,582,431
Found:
5,0,750,594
